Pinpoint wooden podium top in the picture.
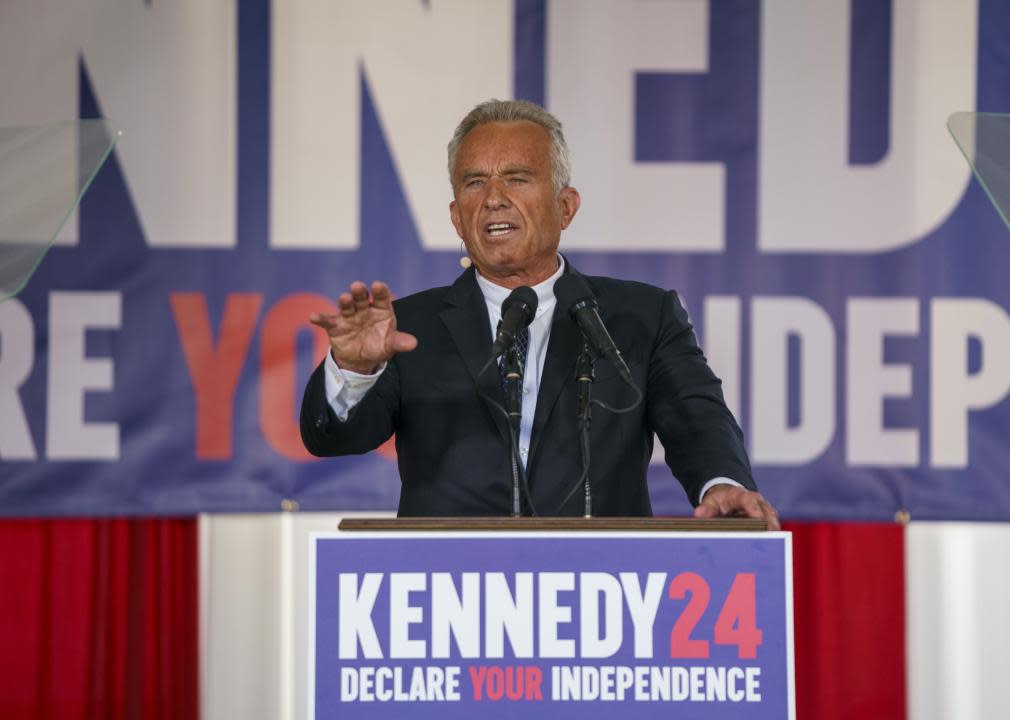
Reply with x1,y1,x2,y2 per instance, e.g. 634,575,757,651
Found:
337,516,768,532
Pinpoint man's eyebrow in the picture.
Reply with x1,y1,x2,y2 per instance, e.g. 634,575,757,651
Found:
458,169,488,183
457,165,537,184
501,165,535,175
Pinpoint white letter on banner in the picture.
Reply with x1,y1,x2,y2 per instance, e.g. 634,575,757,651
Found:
620,572,666,658
389,573,426,659
431,573,480,659
46,292,121,460
846,298,919,466
931,299,1010,468
485,572,534,659
340,667,359,701
703,296,742,420
271,0,511,250
538,572,575,658
727,667,745,701
746,667,762,700
0,0,236,247
759,0,977,252
579,573,623,658
338,573,383,659
0,299,37,460
548,0,723,251
751,297,835,464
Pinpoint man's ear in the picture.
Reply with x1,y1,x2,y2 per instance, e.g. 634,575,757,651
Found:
449,200,464,238
558,187,581,230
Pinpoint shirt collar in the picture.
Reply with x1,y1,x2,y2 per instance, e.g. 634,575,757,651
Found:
475,255,565,316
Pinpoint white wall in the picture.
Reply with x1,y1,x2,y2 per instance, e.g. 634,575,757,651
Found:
906,522,1010,720
200,512,390,720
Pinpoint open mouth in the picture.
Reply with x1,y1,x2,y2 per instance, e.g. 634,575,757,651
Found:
485,222,518,237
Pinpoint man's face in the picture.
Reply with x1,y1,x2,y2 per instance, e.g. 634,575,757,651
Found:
449,120,580,287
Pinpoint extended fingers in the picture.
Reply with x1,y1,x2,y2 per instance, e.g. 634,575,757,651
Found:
338,292,356,316
335,281,391,316
309,311,339,331
371,281,393,309
349,281,370,311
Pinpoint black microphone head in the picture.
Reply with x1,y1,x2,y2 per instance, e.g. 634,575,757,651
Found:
502,285,538,325
553,273,597,317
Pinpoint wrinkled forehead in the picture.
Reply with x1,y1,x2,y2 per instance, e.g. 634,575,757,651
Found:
452,120,552,177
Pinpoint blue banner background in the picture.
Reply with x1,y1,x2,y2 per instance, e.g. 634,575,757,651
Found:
2,1,1009,519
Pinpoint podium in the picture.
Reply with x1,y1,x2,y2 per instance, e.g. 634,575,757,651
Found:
309,517,794,719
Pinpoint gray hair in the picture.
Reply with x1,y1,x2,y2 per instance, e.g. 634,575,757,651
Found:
447,99,572,194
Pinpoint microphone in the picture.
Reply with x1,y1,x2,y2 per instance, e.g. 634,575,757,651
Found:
554,274,633,385
490,286,538,358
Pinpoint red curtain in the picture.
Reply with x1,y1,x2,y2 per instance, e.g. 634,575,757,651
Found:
786,521,906,720
0,518,198,720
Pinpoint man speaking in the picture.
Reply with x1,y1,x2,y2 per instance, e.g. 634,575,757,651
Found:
300,99,778,529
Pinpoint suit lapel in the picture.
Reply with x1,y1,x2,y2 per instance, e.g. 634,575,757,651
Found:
439,268,511,447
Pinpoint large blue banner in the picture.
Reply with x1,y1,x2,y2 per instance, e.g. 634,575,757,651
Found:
1,0,1009,519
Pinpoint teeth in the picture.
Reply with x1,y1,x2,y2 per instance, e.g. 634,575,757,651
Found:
487,223,515,236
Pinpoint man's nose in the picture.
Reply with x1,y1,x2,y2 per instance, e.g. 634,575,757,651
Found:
483,179,510,209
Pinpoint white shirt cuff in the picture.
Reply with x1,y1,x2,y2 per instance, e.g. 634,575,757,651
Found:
698,477,744,504
323,352,385,421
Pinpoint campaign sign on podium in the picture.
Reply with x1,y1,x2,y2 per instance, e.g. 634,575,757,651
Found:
309,531,794,719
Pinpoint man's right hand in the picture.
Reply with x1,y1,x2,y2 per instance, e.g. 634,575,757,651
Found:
309,281,418,374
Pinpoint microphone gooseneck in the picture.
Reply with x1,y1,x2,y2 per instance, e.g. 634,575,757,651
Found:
553,273,645,516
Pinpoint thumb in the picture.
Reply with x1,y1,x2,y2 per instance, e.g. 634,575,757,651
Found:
390,331,418,353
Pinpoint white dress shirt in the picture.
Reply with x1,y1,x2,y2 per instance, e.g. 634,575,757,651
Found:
472,256,564,469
